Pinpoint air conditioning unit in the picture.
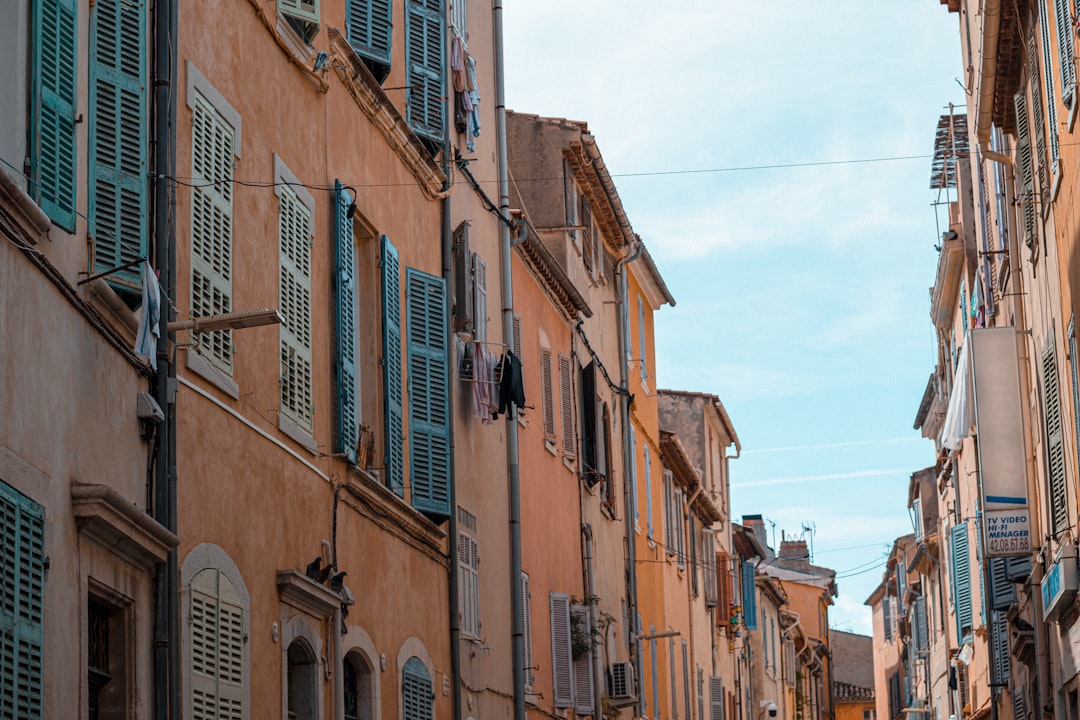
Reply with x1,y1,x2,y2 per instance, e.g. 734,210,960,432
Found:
607,661,637,706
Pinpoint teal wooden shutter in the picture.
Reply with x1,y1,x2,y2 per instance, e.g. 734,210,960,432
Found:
1056,0,1076,93
31,0,78,231
382,236,405,496
347,0,393,78
742,560,756,630
402,657,433,720
334,182,358,464
914,596,928,652
882,596,893,641
988,557,1017,610
405,0,445,143
0,482,45,719
951,523,973,638
406,268,450,517
991,610,1010,683
1014,91,1036,247
89,0,148,290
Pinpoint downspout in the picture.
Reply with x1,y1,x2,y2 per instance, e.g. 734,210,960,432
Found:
582,523,604,717
983,138,1051,717
974,1,1002,146
492,5,525,720
442,47,463,720
615,238,643,685
151,0,179,715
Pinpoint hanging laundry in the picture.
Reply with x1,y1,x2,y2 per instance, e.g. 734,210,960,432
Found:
450,34,466,93
134,261,161,369
497,350,525,416
464,53,481,152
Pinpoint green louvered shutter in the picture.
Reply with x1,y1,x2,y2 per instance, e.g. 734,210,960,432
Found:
1056,0,1076,93
402,657,433,720
31,0,78,231
991,610,1010,683
347,0,393,78
405,0,445,144
988,557,1017,611
89,0,148,290
406,268,450,517
951,523,973,639
1042,344,1070,535
334,182,358,464
0,482,45,719
382,236,405,496
1014,91,1036,247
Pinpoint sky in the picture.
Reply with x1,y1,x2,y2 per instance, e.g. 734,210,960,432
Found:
504,2,965,636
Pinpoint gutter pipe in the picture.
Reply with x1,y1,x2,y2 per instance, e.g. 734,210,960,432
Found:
441,72,463,720
492,5,525,720
975,1,1002,145
614,238,643,694
151,0,179,715
582,523,605,717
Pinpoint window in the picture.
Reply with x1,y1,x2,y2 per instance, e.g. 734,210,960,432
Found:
512,314,522,358
689,515,698,596
550,593,574,708
1039,0,1060,165
669,637,679,720
630,426,639,525
402,657,433,720
1055,0,1076,104
883,595,894,641
189,567,245,718
581,197,596,276
709,677,724,720
682,642,691,720
404,0,446,144
541,350,556,440
406,268,451,518
278,178,315,433
675,490,686,568
864,710,877,720
89,0,149,292
191,92,237,375
30,0,78,231
580,363,601,486
458,527,480,640
451,222,472,334
287,639,318,720
1071,319,1080,493
717,552,732,620
600,403,616,513
473,254,488,343
382,236,405,496
344,651,376,720
346,0,392,81
1,481,45,718
697,668,705,720
278,0,320,44
650,627,659,720
88,595,130,720
559,355,575,457
334,182,360,462
563,160,579,244
450,0,467,45
521,572,534,692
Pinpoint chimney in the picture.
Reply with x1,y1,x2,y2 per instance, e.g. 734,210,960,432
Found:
741,514,773,559
778,539,810,570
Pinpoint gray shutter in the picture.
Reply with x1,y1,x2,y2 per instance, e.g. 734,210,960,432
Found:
670,637,679,720
1027,33,1050,196
989,557,1017,610
951,523,973,637
452,222,472,333
402,657,433,720
1056,0,1077,93
1043,344,1069,535
559,355,575,457
682,641,691,720
550,593,574,707
697,668,705,720
1014,90,1036,246
915,596,928,652
278,185,314,430
541,351,555,438
709,677,724,720
703,532,718,608
883,595,893,641
472,254,487,343
572,604,594,715
521,573,534,690
992,610,1011,683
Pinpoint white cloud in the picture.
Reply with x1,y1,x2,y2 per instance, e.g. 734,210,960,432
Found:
732,468,904,489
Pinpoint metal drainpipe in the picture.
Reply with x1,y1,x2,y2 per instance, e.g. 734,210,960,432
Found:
442,94,463,720
151,0,178,715
492,5,524,719
614,239,642,693
582,523,604,717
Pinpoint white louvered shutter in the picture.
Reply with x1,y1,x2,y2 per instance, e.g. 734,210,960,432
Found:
191,569,245,720
522,573,534,690
550,593,574,707
472,253,487,343
190,93,235,373
541,351,555,438
459,533,480,639
279,185,314,429
709,677,724,720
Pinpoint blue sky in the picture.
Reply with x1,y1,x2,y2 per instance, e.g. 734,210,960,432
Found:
505,2,964,634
